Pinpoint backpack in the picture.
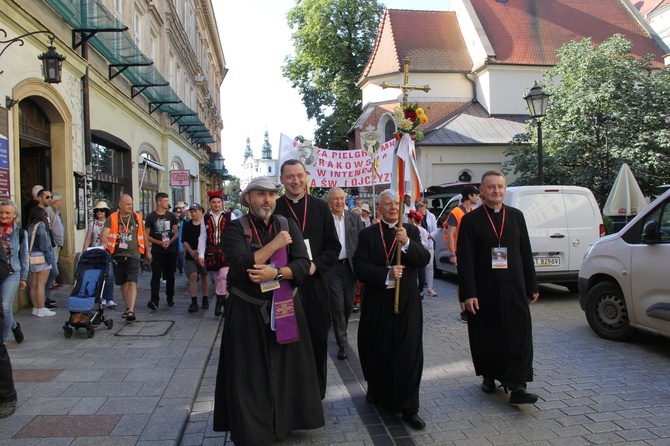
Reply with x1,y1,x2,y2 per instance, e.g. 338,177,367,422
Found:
239,214,290,250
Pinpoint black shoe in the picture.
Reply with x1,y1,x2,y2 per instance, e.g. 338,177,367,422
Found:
188,302,199,313
214,297,224,316
45,299,57,309
481,377,496,394
167,298,175,307
147,301,158,311
12,322,24,344
365,393,376,404
509,388,538,405
337,346,347,360
459,310,468,323
352,304,359,313
402,412,426,430
201,297,209,310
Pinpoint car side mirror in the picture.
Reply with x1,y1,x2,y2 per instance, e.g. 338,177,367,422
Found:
641,220,660,243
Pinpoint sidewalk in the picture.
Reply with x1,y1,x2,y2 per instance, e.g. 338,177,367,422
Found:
0,270,222,444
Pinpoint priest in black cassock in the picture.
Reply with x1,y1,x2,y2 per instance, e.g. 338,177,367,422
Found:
353,189,430,430
213,176,324,445
274,160,341,399
457,170,540,405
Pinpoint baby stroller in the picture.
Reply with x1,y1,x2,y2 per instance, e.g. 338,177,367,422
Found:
63,248,114,338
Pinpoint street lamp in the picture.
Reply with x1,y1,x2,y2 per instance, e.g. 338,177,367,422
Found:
524,82,550,185
1,29,66,84
212,152,227,190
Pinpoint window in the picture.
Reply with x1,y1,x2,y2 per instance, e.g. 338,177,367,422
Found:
171,161,184,206
384,120,395,143
91,137,130,207
133,11,142,48
114,0,123,20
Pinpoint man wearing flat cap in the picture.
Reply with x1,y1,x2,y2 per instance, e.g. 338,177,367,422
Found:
213,176,324,444
203,189,235,316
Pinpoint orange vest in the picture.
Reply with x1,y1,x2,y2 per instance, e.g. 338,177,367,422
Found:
106,211,146,255
443,205,466,254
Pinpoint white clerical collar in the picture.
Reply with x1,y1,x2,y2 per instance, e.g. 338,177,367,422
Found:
382,219,397,228
287,191,305,204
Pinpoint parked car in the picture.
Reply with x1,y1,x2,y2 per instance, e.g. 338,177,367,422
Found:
578,187,670,341
435,185,604,292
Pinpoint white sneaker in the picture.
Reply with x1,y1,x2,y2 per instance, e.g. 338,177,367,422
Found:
106,300,117,309
32,308,38,316
101,300,108,307
35,307,56,317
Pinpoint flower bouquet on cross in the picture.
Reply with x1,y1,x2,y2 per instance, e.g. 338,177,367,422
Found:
393,103,428,141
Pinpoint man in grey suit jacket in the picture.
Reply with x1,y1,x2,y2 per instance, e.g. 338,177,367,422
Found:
327,188,365,360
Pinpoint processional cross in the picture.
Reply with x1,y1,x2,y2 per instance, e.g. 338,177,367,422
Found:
381,57,431,105
380,57,431,314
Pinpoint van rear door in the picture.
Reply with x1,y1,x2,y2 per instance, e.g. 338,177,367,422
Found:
510,188,570,272
564,189,602,272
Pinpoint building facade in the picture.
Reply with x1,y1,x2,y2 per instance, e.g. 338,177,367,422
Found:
0,0,225,290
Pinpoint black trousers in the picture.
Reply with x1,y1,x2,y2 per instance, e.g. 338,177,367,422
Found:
0,302,17,404
150,252,176,301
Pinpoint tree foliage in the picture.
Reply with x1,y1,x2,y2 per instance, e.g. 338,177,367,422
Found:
503,35,670,206
283,0,384,150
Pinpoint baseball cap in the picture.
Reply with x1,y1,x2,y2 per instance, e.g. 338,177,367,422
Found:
461,185,480,199
188,203,203,211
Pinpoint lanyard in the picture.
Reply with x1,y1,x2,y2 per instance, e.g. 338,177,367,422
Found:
284,194,308,234
379,223,398,266
484,205,506,247
248,218,273,247
120,214,132,234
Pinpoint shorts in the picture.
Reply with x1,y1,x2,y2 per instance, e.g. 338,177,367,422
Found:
184,259,207,277
30,262,52,273
112,256,141,285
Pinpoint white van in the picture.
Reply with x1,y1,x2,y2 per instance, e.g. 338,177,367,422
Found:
435,185,604,291
578,188,670,341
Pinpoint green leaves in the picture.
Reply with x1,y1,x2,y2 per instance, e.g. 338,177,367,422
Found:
283,0,384,150
506,35,670,205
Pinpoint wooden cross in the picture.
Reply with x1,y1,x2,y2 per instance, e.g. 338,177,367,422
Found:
381,57,431,104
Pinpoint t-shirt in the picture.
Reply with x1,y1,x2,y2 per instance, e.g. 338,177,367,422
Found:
89,219,106,247
182,219,203,262
145,211,179,254
104,213,141,259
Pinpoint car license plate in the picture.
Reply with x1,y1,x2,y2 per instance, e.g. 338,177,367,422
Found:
534,256,560,267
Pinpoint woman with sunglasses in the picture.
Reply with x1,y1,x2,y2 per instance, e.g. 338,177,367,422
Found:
82,201,116,308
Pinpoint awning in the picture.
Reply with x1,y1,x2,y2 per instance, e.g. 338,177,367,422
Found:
44,0,214,143
142,158,165,171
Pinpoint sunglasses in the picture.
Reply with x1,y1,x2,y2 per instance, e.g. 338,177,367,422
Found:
43,195,51,199
174,209,182,213
95,209,106,212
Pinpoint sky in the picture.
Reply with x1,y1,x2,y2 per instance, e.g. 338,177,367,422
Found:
213,0,449,177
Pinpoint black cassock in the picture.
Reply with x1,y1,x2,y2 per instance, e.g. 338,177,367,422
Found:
274,194,341,398
213,214,324,445
353,222,430,413
457,205,538,388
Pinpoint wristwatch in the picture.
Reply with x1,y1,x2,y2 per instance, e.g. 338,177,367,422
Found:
275,268,283,281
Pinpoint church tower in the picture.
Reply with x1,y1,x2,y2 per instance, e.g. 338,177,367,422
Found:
243,137,254,162
261,130,272,160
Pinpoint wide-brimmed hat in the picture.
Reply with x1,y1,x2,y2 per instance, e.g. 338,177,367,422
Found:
240,176,281,207
360,203,371,213
93,201,110,210
176,201,187,209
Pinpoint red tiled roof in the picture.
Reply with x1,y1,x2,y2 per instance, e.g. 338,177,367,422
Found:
470,0,666,67
360,9,472,81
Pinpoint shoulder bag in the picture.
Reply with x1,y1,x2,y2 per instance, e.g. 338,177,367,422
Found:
29,222,46,265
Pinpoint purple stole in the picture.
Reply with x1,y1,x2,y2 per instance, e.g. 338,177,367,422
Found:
271,246,299,344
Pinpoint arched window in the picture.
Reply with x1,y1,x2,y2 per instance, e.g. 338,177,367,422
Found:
171,159,184,206
139,149,163,216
